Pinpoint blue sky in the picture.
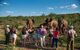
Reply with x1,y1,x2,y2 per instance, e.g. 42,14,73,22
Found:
0,0,80,16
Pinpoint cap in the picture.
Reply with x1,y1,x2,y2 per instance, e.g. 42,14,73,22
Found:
70,25,74,29
6,25,10,27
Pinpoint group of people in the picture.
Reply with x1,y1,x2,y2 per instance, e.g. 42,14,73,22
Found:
4,17,77,50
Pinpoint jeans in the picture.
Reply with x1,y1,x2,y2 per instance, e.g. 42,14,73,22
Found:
52,37,58,48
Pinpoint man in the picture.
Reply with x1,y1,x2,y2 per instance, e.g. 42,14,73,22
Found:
67,26,77,50
5,25,10,44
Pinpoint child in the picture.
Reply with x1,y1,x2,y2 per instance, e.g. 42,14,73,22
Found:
52,28,59,49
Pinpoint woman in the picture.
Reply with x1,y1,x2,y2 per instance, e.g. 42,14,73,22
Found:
10,27,17,46
38,24,47,47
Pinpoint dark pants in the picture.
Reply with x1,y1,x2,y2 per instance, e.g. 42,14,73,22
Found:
5,33,10,44
52,37,58,48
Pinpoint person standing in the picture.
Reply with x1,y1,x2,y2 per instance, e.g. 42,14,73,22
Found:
10,27,17,46
21,27,29,47
32,27,40,47
39,24,47,47
52,28,59,49
67,26,77,50
5,25,10,44
47,27,54,46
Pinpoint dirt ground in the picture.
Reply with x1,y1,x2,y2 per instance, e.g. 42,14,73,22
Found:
0,44,79,50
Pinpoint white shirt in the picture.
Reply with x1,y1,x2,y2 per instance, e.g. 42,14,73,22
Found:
6,28,10,34
68,29,77,40
22,30,29,39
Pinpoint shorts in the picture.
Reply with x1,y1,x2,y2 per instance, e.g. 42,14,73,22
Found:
32,33,43,40
10,34,17,40
22,34,29,39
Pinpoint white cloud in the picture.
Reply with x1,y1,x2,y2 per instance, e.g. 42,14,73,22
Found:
71,4,78,9
6,11,14,15
48,7,54,10
31,12,45,16
3,2,8,5
59,4,78,9
0,2,9,6
60,6,69,9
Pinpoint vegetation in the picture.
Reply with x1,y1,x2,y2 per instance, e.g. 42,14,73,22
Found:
0,13,80,50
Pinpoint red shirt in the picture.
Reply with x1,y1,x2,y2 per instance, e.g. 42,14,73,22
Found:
53,31,59,38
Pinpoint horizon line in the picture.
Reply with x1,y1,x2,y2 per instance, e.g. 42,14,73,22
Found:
0,12,80,17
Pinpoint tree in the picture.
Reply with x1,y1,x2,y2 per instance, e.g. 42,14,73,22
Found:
48,13,56,17
41,13,45,16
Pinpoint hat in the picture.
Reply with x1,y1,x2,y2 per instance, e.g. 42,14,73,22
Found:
70,25,74,29
6,25,10,27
